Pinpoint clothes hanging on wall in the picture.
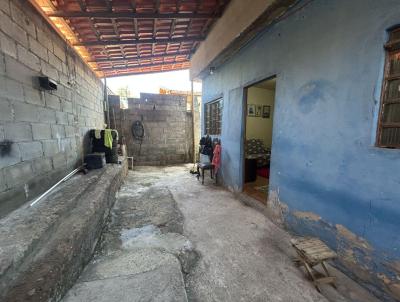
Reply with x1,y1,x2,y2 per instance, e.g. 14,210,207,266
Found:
104,129,114,149
212,144,221,173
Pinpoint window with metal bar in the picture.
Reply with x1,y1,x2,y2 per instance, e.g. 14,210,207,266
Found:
377,27,400,148
205,98,223,135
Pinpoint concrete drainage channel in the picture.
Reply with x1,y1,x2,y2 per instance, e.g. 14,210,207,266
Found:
62,172,200,302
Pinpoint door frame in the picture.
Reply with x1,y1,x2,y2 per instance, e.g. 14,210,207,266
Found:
241,75,277,192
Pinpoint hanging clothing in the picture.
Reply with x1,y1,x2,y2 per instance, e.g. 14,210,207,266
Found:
104,129,113,149
212,144,221,173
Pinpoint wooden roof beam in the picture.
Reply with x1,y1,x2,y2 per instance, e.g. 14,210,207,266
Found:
75,36,204,46
98,61,189,71
90,51,192,62
46,11,220,19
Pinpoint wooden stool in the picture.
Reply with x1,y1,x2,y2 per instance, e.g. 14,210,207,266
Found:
197,163,214,185
291,237,337,292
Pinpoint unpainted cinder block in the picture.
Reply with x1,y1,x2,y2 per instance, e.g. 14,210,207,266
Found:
0,98,13,121
32,123,52,140
52,42,66,62
48,51,62,71
4,122,32,142
13,101,38,123
0,0,10,15
0,53,5,75
10,1,36,39
0,11,27,48
36,28,53,52
17,44,40,72
0,124,4,140
24,86,44,106
4,56,35,86
41,61,59,81
64,125,75,138
42,139,59,157
0,169,6,191
45,93,61,111
4,161,33,188
0,32,17,58
59,137,72,153
51,124,66,139
38,108,56,124
56,111,68,125
19,141,43,161
28,36,48,61
61,100,73,113
52,152,66,169
2,78,24,102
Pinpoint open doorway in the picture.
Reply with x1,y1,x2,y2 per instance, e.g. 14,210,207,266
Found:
243,77,276,203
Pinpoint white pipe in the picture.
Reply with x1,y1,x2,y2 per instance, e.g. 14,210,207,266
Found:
30,167,82,207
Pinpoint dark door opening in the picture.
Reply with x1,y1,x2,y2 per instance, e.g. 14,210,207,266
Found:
243,77,276,203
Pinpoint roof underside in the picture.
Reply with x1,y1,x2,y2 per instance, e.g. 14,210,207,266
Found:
31,0,230,78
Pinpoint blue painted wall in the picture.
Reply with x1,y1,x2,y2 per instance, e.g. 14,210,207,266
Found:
201,0,400,300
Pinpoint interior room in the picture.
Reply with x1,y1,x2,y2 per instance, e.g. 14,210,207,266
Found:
243,78,276,203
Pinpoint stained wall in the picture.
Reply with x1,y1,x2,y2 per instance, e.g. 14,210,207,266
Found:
200,0,400,300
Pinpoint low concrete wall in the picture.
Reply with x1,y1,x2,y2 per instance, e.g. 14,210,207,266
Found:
0,159,127,302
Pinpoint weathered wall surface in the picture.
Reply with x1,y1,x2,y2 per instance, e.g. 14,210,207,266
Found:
110,93,193,166
0,0,104,218
200,0,400,300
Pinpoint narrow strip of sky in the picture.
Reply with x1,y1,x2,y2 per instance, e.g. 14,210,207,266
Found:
105,69,202,97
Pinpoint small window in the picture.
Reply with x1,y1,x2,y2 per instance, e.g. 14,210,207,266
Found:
377,27,400,148
205,98,223,135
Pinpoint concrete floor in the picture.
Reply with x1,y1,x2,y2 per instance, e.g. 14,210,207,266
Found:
63,165,380,302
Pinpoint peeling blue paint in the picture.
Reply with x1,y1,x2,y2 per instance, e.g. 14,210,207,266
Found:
201,0,400,300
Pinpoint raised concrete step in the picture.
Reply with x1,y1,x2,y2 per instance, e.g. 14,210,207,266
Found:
63,250,188,302
0,161,127,302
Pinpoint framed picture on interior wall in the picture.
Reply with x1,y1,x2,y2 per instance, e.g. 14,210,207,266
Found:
263,105,271,118
247,104,256,116
256,105,262,117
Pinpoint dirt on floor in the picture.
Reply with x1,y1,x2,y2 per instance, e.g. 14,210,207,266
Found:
63,164,380,302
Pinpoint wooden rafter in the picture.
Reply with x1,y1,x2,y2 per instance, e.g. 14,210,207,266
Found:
99,60,187,70
46,11,220,19
31,0,231,76
91,51,192,63
75,36,204,46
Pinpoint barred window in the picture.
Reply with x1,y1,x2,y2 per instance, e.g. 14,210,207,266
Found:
377,27,400,148
205,98,223,135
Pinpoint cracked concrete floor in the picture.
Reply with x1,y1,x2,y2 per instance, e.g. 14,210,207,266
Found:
64,164,379,302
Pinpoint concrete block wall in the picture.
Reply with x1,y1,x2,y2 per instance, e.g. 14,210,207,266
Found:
0,0,105,217
110,93,193,166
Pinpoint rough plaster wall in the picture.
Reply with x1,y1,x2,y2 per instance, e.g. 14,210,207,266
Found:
0,0,104,218
201,0,400,300
110,93,193,166
190,0,275,79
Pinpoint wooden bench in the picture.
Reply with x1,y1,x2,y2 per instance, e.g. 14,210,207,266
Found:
291,237,337,292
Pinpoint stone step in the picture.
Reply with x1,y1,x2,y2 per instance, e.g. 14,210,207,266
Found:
63,248,188,302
